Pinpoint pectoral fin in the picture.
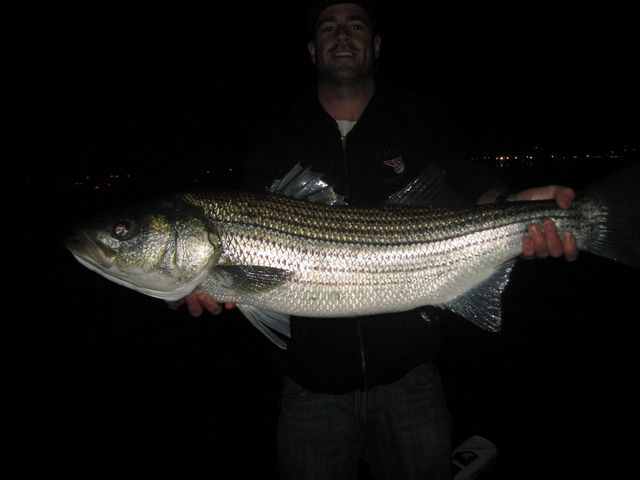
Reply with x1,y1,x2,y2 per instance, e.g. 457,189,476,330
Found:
213,265,293,294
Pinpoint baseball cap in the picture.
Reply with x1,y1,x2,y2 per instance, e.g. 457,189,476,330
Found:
307,0,379,38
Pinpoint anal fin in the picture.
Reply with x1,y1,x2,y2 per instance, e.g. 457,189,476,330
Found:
237,305,290,349
442,260,516,332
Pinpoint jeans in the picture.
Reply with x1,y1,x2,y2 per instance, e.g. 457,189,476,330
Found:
277,363,452,480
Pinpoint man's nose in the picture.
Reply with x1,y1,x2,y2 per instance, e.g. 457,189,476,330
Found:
334,24,350,41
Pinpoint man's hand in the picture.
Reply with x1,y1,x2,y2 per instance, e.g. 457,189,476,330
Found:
167,291,235,317
509,185,579,261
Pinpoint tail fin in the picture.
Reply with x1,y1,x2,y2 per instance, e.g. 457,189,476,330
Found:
582,163,640,268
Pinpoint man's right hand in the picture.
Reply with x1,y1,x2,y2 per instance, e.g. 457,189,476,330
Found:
167,291,235,317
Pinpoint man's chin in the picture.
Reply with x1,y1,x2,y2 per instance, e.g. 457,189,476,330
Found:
320,67,371,83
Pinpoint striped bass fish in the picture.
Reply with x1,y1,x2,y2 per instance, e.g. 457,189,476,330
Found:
66,164,639,348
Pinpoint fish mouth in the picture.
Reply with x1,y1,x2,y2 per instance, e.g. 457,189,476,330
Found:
64,230,116,269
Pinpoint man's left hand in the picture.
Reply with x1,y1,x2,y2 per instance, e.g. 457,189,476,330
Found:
509,186,579,261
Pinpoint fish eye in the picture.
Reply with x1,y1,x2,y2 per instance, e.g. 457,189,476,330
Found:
112,221,137,240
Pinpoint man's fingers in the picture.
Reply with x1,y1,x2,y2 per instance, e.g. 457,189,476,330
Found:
168,292,230,317
521,235,536,260
543,220,564,258
515,185,577,261
555,188,576,209
185,293,205,317
562,232,579,262
198,292,224,315
527,224,549,258
523,221,579,261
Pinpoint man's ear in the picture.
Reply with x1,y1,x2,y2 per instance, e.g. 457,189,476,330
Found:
374,35,381,59
308,40,317,65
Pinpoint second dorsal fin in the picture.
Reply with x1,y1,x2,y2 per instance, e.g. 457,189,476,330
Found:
269,163,346,206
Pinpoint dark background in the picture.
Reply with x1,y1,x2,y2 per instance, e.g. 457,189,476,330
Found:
13,3,638,478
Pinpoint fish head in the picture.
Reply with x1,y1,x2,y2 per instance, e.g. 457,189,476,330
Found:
65,198,218,301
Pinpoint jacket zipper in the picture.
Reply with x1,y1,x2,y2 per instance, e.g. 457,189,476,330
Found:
357,320,368,390
341,134,351,200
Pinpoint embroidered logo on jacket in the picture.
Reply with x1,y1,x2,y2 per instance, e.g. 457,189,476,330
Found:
383,156,405,174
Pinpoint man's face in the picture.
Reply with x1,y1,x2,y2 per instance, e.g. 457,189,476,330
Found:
308,3,381,82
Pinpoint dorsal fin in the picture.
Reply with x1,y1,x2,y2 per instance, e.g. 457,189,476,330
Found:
269,163,346,206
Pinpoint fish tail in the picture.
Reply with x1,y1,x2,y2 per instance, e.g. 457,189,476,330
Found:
582,163,640,268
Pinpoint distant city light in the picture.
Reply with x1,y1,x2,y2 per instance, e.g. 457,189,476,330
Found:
40,147,636,194
473,145,636,172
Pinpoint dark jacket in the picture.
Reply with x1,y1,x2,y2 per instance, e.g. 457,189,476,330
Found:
245,85,502,394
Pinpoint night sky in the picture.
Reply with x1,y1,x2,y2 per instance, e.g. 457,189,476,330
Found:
15,5,638,184
13,4,638,478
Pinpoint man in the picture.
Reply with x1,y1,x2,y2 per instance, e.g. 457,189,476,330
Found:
171,2,578,478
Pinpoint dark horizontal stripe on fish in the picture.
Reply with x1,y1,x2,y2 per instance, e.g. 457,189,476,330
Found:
184,192,570,245
217,212,570,247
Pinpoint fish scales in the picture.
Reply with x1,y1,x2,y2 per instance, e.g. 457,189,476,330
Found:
183,192,599,317
182,192,579,244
